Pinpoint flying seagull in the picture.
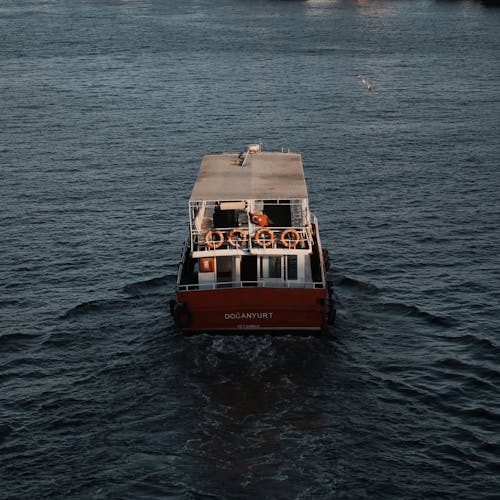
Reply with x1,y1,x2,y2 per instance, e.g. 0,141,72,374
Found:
357,74,373,91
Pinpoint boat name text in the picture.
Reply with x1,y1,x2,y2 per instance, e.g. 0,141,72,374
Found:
224,312,273,320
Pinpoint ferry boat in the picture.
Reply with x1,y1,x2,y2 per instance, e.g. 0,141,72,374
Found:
170,144,335,334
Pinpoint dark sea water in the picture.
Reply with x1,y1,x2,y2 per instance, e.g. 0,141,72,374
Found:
1,0,500,498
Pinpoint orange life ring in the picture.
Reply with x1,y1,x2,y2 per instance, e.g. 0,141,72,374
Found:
280,228,300,248
254,228,274,248
205,229,224,249
227,228,247,247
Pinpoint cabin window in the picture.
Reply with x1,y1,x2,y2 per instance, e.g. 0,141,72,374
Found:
286,255,298,280
241,256,258,284
268,256,282,278
217,256,232,283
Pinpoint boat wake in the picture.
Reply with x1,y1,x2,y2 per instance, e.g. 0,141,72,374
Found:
60,298,130,319
376,301,458,327
333,273,457,327
122,275,173,298
333,274,379,294
60,274,175,320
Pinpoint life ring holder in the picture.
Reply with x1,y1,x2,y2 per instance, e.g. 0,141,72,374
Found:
205,229,224,249
280,228,300,248
254,228,274,248
227,228,247,247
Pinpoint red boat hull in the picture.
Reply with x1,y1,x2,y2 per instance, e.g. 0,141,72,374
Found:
175,287,329,333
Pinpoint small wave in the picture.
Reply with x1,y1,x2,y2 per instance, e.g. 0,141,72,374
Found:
122,275,171,297
0,423,15,443
0,298,20,307
460,405,500,423
60,298,129,319
436,357,500,384
0,332,39,349
302,47,337,55
457,281,490,293
378,302,457,326
334,275,379,294
439,333,500,356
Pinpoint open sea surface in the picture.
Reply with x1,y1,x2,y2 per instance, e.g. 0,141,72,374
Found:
1,0,500,498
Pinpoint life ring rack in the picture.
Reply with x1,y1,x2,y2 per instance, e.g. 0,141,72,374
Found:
205,229,224,249
254,228,274,248
227,228,247,247
280,228,300,248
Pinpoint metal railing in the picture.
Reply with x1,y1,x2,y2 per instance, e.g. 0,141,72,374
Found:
177,279,325,292
191,225,313,253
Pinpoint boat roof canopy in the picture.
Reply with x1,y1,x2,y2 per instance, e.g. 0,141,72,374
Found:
189,151,309,202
